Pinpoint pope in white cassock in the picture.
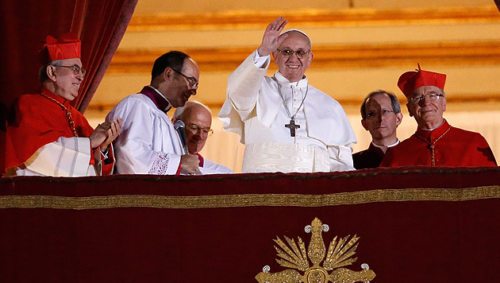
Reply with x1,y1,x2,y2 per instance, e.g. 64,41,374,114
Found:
219,17,356,173
106,51,202,175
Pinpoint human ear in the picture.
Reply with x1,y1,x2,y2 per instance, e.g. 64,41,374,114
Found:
46,65,57,81
395,112,403,126
163,67,174,81
361,119,369,131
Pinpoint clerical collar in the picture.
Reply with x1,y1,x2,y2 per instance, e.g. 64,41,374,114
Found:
415,120,451,142
274,72,308,88
371,139,399,150
140,86,172,112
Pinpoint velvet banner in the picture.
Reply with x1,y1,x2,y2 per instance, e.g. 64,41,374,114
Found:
0,167,499,282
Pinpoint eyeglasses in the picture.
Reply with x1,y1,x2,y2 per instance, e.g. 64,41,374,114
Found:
171,68,198,89
276,48,310,59
365,109,395,119
186,123,213,136
409,92,444,104
52,64,86,76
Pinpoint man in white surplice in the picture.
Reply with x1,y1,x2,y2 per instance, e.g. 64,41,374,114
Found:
106,51,201,175
219,17,356,173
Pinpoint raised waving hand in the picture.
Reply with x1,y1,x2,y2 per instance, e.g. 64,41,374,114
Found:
257,17,288,56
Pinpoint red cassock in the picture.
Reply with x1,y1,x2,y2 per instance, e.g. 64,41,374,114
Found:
381,120,497,167
3,88,113,175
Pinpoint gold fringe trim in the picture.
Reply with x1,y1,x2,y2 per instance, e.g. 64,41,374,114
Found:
0,186,498,210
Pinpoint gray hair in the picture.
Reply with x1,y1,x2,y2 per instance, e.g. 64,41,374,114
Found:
38,60,63,82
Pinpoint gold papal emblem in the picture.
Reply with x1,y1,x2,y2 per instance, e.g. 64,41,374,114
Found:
255,218,376,283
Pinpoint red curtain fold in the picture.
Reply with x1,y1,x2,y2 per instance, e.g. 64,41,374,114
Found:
74,0,138,111
0,0,76,109
0,0,137,112
0,0,137,172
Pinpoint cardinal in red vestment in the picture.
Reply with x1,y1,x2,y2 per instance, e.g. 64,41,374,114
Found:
381,66,497,167
2,33,122,176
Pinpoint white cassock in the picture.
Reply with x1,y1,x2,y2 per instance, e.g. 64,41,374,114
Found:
15,137,98,176
106,92,184,175
219,51,356,173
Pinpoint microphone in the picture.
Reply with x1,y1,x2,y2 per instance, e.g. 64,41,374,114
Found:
174,120,189,154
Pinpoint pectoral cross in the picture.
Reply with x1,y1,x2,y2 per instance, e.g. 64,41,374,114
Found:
285,119,300,137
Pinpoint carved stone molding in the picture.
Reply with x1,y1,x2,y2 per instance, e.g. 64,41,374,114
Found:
108,41,500,72
128,7,500,31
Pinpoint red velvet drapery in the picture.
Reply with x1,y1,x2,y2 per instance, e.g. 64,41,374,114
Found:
0,0,137,172
0,0,137,112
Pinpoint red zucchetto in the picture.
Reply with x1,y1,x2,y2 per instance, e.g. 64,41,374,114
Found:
44,33,81,62
397,65,446,97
